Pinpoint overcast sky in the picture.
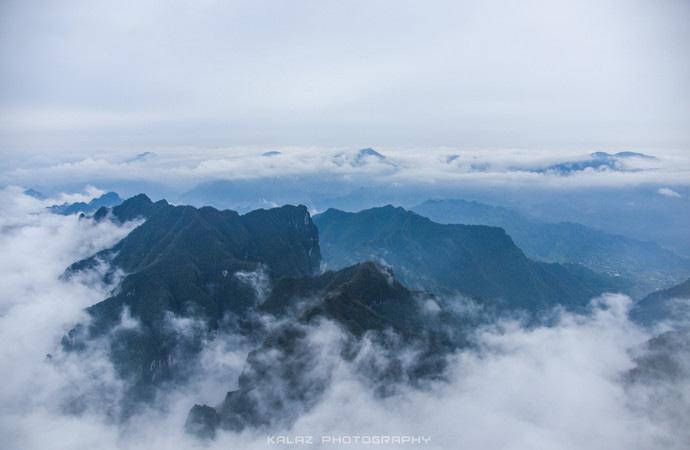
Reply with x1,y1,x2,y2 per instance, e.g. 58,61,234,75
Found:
1,0,689,157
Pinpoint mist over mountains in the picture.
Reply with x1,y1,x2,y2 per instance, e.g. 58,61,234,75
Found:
2,0,689,446
12,147,690,258
413,199,690,295
314,206,628,310
1,185,689,450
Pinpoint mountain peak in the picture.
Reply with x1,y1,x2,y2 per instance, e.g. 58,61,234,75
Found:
352,148,386,166
94,193,165,222
127,151,156,163
24,188,46,200
64,200,323,409
357,147,385,158
314,205,623,310
50,191,123,216
187,256,451,437
591,151,656,160
631,278,690,325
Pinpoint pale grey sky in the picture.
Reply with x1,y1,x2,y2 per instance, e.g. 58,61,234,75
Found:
1,0,689,155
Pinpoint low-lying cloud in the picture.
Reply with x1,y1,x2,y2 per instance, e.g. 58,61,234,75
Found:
1,187,689,450
658,187,683,198
2,147,689,195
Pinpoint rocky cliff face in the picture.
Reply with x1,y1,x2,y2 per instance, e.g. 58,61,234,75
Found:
63,195,321,413
186,262,458,438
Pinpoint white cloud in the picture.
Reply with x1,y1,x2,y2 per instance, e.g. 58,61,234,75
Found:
657,187,682,198
2,147,689,193
0,187,139,443
0,187,689,450
288,295,676,450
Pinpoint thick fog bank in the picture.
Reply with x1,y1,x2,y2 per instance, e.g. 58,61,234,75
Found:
0,188,688,450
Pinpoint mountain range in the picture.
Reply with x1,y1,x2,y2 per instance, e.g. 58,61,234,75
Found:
49,191,122,215
314,205,629,312
64,194,321,412
535,151,655,175
187,261,457,437
413,199,690,296
630,278,690,326
57,193,687,439
62,195,463,433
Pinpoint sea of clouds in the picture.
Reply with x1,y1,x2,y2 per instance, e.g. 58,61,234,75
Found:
0,187,688,450
2,147,690,193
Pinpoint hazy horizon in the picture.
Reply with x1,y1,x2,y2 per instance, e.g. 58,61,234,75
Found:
2,0,689,154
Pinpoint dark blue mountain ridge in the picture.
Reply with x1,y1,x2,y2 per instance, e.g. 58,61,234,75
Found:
334,147,389,168
63,194,321,413
186,260,458,437
355,147,385,159
49,191,123,215
313,205,629,312
590,151,656,160
630,278,690,325
413,199,690,296
535,151,656,175
24,188,47,200
127,151,156,163
64,194,461,429
60,194,627,429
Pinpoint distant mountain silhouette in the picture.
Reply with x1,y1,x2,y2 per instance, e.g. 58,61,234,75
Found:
534,151,655,175
127,151,157,163
625,327,690,417
50,191,122,215
590,151,655,160
314,206,628,311
24,188,46,200
630,278,690,325
352,147,386,166
413,199,690,296
92,192,164,222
